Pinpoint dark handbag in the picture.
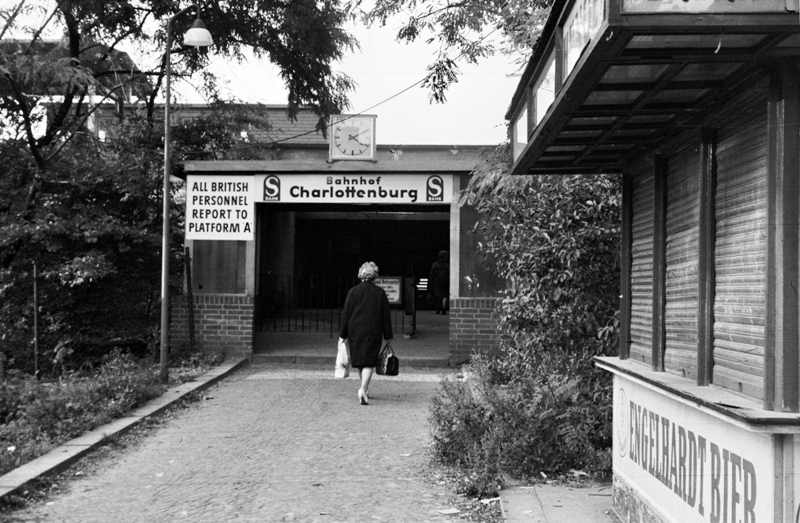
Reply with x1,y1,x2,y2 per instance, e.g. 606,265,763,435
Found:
377,342,399,376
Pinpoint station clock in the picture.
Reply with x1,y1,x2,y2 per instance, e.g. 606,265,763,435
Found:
329,114,377,161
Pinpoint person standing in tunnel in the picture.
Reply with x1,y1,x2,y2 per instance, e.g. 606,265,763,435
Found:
429,250,449,314
339,261,393,405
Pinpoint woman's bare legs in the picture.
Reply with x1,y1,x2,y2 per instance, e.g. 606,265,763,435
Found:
358,367,375,405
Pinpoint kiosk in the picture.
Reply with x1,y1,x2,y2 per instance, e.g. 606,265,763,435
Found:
507,1,800,520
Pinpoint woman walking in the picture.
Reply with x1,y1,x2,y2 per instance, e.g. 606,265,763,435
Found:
339,261,393,405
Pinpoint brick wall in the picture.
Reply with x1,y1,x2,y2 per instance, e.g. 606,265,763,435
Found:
171,294,254,358
449,297,501,365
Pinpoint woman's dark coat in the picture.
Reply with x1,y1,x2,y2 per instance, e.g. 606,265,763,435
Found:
339,281,393,367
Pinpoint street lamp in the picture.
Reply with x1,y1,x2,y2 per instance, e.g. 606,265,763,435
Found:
160,7,213,383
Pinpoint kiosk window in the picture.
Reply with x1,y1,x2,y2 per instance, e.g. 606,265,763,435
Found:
192,240,246,293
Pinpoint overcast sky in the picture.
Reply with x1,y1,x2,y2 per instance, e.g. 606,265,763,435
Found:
5,1,523,146
186,21,522,146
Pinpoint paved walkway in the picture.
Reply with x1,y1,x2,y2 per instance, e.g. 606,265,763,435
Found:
501,483,616,522
6,365,468,522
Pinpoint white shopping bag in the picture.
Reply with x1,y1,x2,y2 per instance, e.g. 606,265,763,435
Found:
334,337,350,378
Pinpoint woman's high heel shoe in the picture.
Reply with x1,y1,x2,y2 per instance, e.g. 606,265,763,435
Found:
358,389,369,405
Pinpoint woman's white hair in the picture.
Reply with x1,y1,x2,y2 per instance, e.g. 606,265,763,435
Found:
357,261,379,281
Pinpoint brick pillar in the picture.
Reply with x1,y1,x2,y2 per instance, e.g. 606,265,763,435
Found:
449,297,501,365
170,294,254,358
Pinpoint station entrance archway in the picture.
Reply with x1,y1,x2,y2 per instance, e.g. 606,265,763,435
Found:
180,149,501,365
255,203,451,360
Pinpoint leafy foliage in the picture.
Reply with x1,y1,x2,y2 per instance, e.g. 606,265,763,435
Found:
0,121,159,374
0,106,258,375
1,0,357,169
362,0,553,101
430,145,620,495
0,0,357,375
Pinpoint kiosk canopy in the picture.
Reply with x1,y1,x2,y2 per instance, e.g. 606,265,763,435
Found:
508,0,800,174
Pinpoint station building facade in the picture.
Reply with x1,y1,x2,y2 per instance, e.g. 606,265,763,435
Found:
507,0,800,521
166,108,500,365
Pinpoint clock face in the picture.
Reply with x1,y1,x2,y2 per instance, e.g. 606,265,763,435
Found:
329,115,375,160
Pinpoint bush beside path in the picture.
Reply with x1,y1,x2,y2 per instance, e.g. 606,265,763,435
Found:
6,364,477,522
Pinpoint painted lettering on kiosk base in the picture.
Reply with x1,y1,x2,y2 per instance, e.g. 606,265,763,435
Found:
613,377,772,522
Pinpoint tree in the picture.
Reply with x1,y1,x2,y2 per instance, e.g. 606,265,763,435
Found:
361,0,553,101
0,0,358,375
1,0,357,169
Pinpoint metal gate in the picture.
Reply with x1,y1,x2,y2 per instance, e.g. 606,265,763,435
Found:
257,274,410,336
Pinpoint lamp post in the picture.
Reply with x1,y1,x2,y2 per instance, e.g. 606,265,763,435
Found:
160,7,213,383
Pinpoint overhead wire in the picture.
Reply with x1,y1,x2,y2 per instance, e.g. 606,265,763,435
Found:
227,25,505,149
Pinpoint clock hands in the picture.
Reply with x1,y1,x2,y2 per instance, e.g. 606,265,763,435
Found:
332,118,373,158
347,133,368,147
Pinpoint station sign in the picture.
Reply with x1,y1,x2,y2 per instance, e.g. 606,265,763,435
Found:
257,174,452,205
185,175,255,241
612,376,773,522
622,0,793,13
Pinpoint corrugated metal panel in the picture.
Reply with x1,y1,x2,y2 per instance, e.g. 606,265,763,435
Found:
664,147,700,379
713,88,767,400
630,163,654,365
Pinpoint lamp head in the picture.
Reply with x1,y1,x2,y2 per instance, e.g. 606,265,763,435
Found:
183,17,213,48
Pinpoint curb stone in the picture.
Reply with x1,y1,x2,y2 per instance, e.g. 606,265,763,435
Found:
0,358,248,501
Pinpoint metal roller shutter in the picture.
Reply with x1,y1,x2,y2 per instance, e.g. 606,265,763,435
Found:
630,165,654,365
664,147,700,379
713,89,767,400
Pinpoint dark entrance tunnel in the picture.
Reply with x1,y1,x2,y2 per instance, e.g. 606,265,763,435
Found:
256,203,450,330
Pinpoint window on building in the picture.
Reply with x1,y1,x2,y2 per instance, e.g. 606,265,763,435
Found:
513,106,528,161
535,55,556,126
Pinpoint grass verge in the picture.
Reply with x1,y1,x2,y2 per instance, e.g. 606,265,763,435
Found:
0,351,222,477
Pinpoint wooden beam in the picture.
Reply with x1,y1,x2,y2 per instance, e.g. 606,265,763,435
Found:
617,14,800,30
575,63,686,165
523,165,622,175
652,156,668,371
697,128,716,386
563,122,670,132
766,61,800,412
572,103,703,117
620,67,765,169
594,80,724,92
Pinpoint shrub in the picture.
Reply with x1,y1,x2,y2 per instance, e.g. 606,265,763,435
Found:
430,146,619,495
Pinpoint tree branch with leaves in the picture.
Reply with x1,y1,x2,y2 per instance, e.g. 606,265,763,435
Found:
360,0,552,102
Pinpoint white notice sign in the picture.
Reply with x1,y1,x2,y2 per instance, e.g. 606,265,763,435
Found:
374,277,402,305
186,175,255,240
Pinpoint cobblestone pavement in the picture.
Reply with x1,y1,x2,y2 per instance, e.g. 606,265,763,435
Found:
6,365,468,523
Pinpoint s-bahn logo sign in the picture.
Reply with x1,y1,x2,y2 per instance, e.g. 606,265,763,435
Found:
263,175,281,201
255,174,452,205
426,175,444,202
